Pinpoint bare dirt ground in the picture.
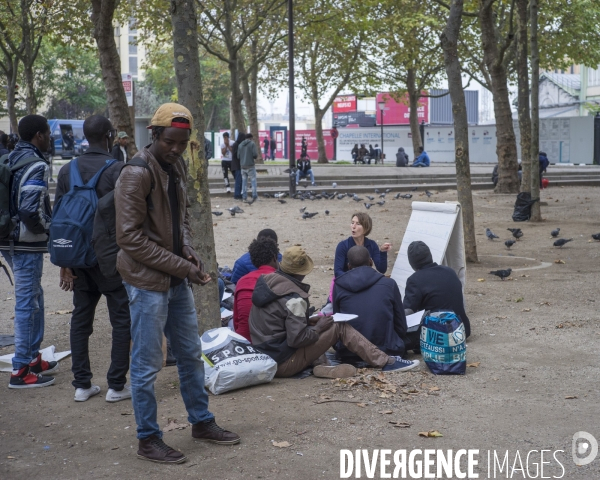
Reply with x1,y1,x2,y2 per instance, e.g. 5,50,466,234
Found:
1,185,600,479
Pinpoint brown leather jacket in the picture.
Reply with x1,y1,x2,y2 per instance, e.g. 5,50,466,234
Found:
114,146,194,292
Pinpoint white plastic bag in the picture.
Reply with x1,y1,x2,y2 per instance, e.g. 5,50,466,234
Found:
201,327,277,395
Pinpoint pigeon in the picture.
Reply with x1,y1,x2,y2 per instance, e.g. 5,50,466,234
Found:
229,206,244,214
505,239,516,249
425,191,433,198
507,228,523,240
366,195,374,201
353,196,363,202
486,228,499,240
377,200,385,206
394,193,402,199
411,187,417,191
550,228,560,238
385,189,391,193
400,194,413,199
325,210,330,215
375,189,380,194
364,203,372,209
379,193,386,198
592,233,600,241
489,268,512,280
554,238,572,248
302,212,318,219
245,197,256,205
212,211,223,216
278,199,286,204
299,207,306,213
263,193,272,198
337,194,345,200
229,210,235,217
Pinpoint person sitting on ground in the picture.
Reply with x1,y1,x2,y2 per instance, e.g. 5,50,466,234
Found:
403,241,470,337
234,237,278,342
396,147,408,167
351,144,359,163
296,154,315,186
231,228,282,284
333,246,410,363
249,246,419,378
334,212,391,279
411,146,430,167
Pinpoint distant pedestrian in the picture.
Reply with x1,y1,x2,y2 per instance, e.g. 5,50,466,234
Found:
301,136,308,157
220,132,233,193
231,133,245,199
238,132,258,201
269,136,276,160
539,151,549,188
111,131,129,162
263,136,269,159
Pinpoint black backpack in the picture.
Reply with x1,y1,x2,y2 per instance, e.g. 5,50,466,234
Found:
92,158,155,278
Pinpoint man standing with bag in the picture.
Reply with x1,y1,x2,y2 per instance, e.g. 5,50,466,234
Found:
115,103,240,464
54,115,132,403
0,115,55,389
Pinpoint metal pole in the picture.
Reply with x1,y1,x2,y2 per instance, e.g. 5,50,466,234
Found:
288,0,296,194
380,109,384,163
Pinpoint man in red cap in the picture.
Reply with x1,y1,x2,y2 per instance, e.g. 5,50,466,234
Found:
115,103,240,464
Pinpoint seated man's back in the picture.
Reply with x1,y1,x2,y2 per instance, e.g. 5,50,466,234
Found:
333,248,407,360
403,241,471,337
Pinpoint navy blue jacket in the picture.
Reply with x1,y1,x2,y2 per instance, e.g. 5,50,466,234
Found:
333,266,407,358
231,251,283,284
334,236,387,278
403,263,471,337
0,141,51,252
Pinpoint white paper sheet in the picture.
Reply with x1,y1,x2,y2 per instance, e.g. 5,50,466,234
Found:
220,308,233,319
222,291,232,300
0,345,71,373
333,313,358,322
406,310,425,329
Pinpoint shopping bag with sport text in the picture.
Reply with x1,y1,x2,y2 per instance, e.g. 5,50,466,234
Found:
420,311,466,375
201,327,277,394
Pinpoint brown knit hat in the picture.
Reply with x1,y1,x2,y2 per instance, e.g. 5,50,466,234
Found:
280,246,314,276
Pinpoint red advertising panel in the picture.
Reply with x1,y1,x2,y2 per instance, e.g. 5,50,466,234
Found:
294,130,335,160
333,95,357,113
376,92,429,125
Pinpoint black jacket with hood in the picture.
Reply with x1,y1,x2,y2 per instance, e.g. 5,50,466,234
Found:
249,270,318,364
333,266,407,359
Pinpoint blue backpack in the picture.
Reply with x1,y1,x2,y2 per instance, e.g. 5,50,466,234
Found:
49,158,116,268
420,311,467,375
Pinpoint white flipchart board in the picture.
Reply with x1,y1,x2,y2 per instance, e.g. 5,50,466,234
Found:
391,201,466,297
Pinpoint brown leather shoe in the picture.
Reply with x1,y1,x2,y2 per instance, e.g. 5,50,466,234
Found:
137,435,187,464
192,419,241,445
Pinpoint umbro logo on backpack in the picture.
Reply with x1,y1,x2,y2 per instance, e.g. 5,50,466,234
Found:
52,238,73,247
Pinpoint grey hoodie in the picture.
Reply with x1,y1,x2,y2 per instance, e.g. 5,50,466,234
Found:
237,138,258,168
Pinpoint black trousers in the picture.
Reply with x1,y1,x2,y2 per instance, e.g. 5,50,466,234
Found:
71,265,131,390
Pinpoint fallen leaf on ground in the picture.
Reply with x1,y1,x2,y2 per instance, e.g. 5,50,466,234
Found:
477,278,485,282
378,410,393,415
121,411,133,415
514,297,524,303
554,259,565,264
272,441,292,448
429,386,440,392
379,393,392,398
520,274,530,277
495,316,507,319
163,418,190,432
539,301,551,306
419,431,443,438
111,446,119,450
565,396,577,399
7,456,15,459
467,362,481,368
522,308,531,312
356,403,367,408
556,324,564,329
48,309,72,315
389,422,411,428
44,422,56,427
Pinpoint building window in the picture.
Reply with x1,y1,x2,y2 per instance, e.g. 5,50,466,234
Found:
129,35,137,55
129,56,138,75
589,67,600,87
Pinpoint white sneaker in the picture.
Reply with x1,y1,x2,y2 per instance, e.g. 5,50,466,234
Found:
226,187,231,193
106,384,132,403
74,385,101,402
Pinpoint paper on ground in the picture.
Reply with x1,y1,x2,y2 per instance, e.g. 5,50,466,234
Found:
222,291,232,300
220,308,233,319
406,310,425,329
0,345,71,373
333,313,358,322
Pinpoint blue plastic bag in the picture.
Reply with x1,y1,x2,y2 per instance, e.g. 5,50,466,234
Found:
420,311,466,375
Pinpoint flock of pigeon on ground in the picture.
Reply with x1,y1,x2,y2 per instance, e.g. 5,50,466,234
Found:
487,226,600,281
210,186,436,220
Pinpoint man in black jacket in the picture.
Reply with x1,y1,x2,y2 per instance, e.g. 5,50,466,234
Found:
111,131,128,162
55,115,132,403
333,246,408,361
403,241,471,337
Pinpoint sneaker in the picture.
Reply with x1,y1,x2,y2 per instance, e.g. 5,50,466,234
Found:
28,353,59,375
192,419,240,445
138,435,187,464
106,384,132,403
382,357,420,373
8,367,55,389
74,385,101,402
313,364,357,379
226,187,231,193
311,182,316,186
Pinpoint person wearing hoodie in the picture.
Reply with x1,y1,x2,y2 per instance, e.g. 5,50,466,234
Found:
231,132,245,200
403,241,470,337
249,246,419,379
396,147,408,167
332,246,409,362
539,151,549,188
237,133,258,201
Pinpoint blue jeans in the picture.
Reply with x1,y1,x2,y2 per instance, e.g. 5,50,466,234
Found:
2,251,45,370
218,277,225,304
233,170,243,199
296,169,315,184
411,161,428,167
241,167,257,200
124,281,213,439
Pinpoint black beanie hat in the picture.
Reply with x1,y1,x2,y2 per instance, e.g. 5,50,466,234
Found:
407,241,433,271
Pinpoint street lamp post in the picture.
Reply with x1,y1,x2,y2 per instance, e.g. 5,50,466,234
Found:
288,0,296,194
378,101,385,163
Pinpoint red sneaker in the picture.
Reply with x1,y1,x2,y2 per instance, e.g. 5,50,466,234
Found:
28,353,59,375
9,367,55,389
